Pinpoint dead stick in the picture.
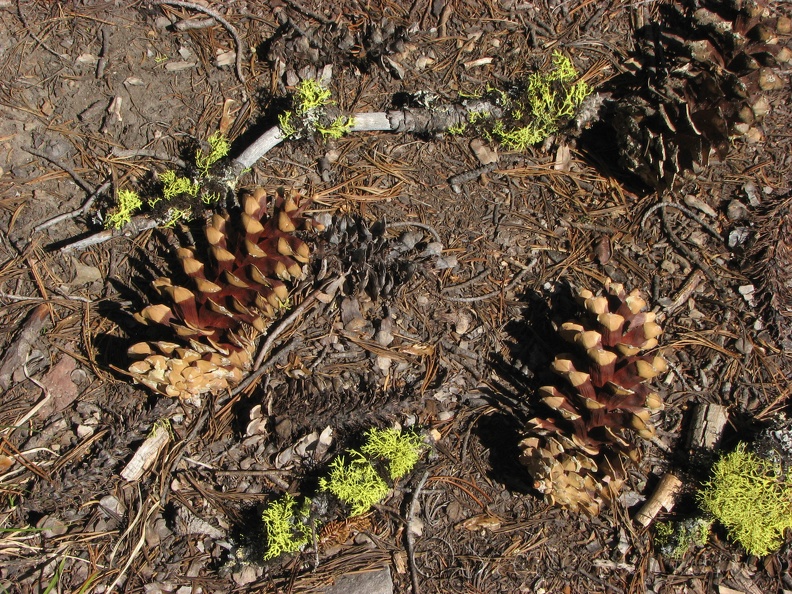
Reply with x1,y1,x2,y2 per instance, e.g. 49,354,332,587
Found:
153,0,246,85
406,470,430,594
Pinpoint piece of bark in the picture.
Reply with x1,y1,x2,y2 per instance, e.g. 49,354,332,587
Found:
686,403,728,451
0,304,49,391
120,423,171,481
635,473,683,527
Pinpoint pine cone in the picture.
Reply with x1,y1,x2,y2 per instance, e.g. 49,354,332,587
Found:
607,0,791,189
519,282,666,514
127,187,323,399
321,215,417,298
742,194,792,350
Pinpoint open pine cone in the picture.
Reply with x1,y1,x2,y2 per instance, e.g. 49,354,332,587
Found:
742,194,792,350
127,187,323,399
606,0,791,189
519,282,666,515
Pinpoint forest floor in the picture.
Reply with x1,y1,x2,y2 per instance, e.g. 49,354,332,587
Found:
0,1,791,593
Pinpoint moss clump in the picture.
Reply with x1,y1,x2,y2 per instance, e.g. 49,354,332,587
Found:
360,428,425,480
105,189,142,229
260,494,312,560
699,443,792,556
319,453,390,516
491,50,592,150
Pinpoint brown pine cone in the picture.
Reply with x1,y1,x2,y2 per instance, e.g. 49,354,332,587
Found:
607,0,791,189
742,194,792,350
127,187,323,399
519,282,666,514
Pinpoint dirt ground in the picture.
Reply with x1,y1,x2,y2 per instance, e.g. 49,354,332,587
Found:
1,1,791,593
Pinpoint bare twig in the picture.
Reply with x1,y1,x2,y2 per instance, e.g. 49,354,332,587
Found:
406,470,430,594
111,147,187,168
96,27,109,79
230,101,504,174
641,200,722,240
33,181,112,234
153,0,246,85
441,268,530,303
386,221,442,244
59,215,158,254
24,147,95,195
448,163,498,191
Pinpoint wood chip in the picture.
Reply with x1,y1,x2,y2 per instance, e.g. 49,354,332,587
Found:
120,422,171,481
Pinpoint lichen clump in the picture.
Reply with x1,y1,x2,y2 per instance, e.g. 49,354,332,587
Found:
360,427,426,480
490,51,592,150
699,443,792,556
105,131,229,229
278,79,354,140
654,517,712,559
261,494,312,560
319,453,390,516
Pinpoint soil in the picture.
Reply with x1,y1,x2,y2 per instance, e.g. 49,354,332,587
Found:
1,1,791,593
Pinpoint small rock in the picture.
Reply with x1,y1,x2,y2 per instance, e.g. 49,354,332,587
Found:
743,182,762,207
470,138,498,165
727,199,750,221
232,564,261,587
71,261,102,286
728,227,751,248
215,49,235,67
38,515,68,538
319,566,393,594
735,337,753,356
99,495,125,518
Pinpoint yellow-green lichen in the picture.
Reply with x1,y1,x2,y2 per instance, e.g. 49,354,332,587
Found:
446,123,468,135
278,111,297,138
654,517,712,559
699,443,792,556
160,170,200,200
162,207,193,227
492,50,592,151
195,131,230,175
261,494,312,560
316,115,354,139
360,428,425,480
294,78,333,115
105,189,142,229
319,453,389,516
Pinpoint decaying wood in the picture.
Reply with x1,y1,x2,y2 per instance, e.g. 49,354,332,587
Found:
686,403,728,451
635,472,683,527
636,402,729,526
120,422,171,481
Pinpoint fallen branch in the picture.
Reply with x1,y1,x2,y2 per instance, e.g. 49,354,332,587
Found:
230,101,503,174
